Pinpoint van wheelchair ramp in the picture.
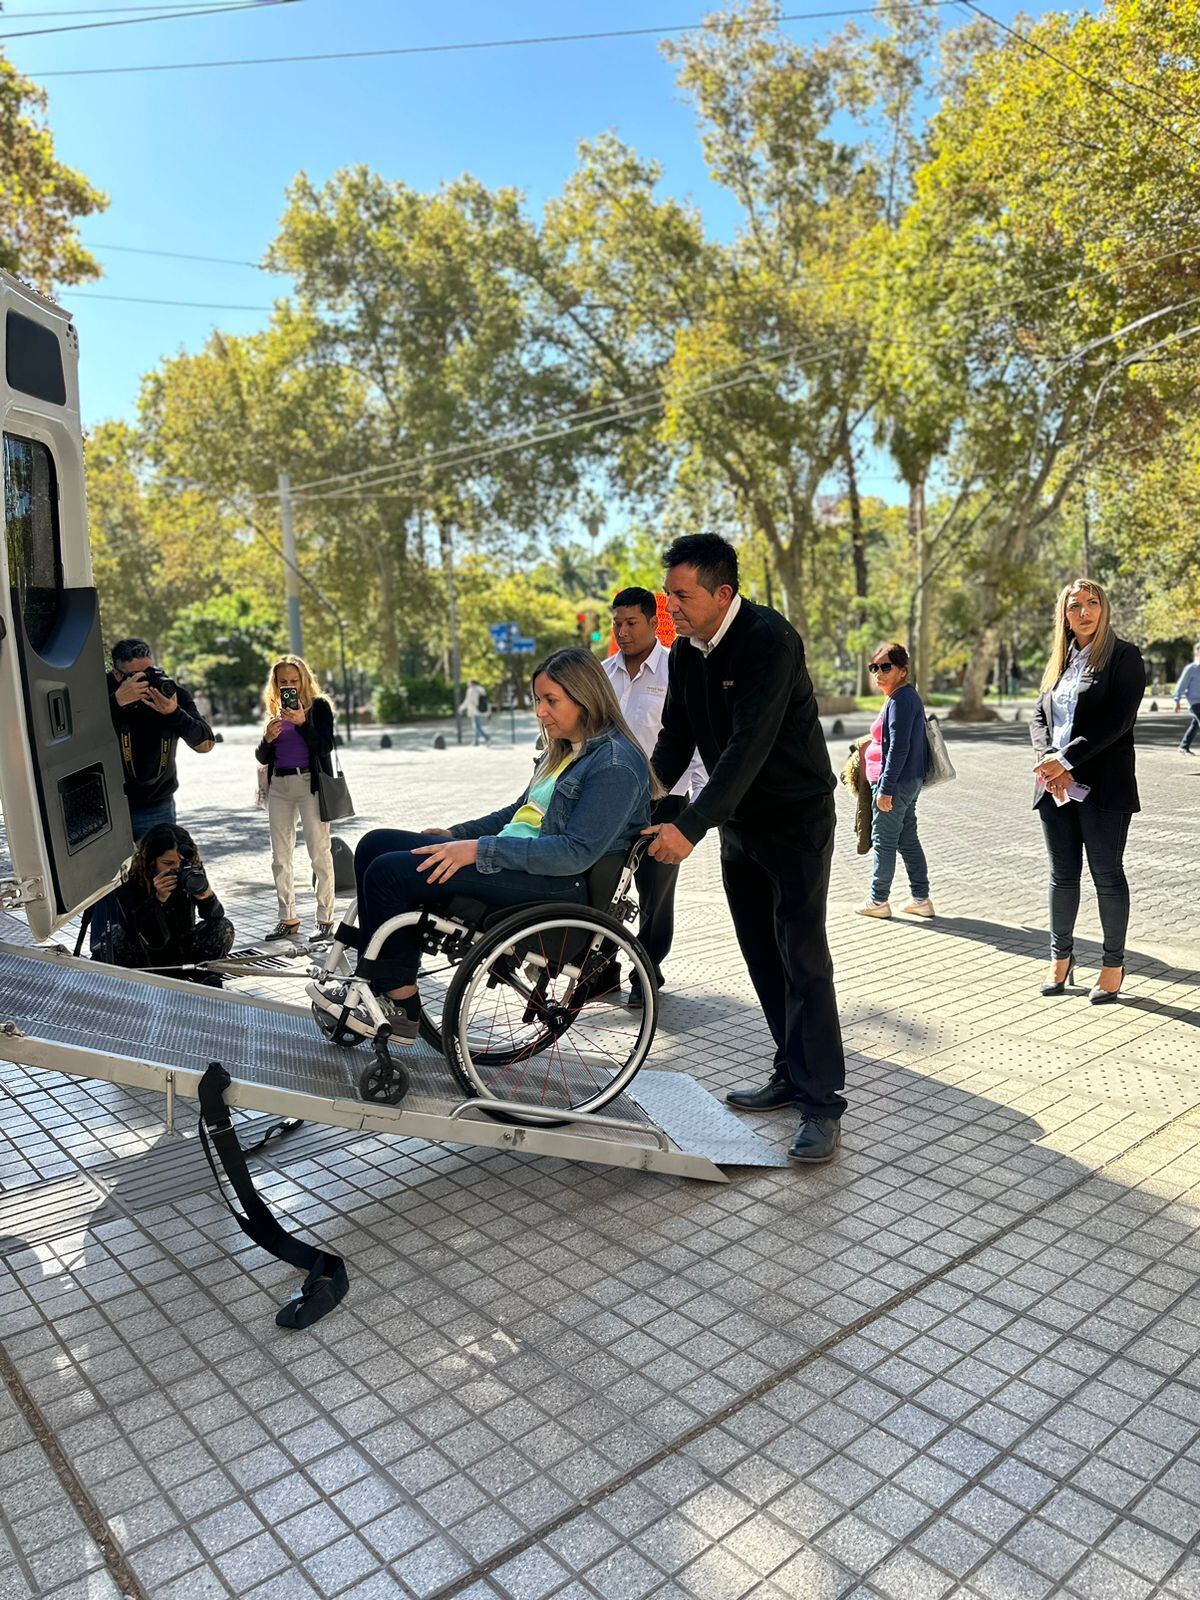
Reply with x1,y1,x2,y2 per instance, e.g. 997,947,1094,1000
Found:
0,930,786,1183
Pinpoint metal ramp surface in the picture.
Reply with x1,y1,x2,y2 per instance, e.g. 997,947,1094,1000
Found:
0,931,786,1181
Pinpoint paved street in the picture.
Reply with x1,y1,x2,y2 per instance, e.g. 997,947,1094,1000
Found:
1,711,1199,1600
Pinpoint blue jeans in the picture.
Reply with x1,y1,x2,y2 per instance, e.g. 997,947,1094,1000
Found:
353,828,586,989
472,714,491,745
130,796,177,841
1039,799,1132,966
869,779,930,904
1182,702,1200,751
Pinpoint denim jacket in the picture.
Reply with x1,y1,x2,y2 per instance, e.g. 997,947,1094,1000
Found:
448,728,651,876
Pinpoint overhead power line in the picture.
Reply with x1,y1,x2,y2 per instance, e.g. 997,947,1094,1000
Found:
69,289,275,309
80,239,270,268
30,2,958,77
1,1,270,12
0,0,295,40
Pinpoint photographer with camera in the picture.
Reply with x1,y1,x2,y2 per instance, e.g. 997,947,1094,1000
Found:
92,823,234,981
108,638,215,839
256,655,338,941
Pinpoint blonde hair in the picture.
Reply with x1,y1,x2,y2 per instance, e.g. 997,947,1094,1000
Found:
263,654,326,723
532,648,665,800
1040,578,1116,693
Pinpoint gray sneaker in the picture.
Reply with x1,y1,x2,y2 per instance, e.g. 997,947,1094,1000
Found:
375,995,420,1046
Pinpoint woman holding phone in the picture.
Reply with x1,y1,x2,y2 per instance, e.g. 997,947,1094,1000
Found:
1031,578,1146,1003
257,655,338,941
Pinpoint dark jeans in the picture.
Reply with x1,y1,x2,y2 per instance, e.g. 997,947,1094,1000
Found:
635,793,686,984
353,827,586,990
1038,799,1132,967
130,796,177,841
1182,702,1200,752
720,801,847,1119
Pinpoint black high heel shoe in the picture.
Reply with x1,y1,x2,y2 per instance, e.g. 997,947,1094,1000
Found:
1041,958,1076,996
1088,966,1125,1005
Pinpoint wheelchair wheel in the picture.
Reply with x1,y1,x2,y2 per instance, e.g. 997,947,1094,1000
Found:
440,903,656,1121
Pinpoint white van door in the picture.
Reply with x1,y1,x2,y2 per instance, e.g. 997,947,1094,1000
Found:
0,271,131,938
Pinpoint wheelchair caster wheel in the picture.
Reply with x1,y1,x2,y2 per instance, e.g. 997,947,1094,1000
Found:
312,999,366,1048
358,1055,410,1105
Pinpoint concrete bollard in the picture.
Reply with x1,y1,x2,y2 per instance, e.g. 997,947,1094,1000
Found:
829,718,844,737
379,734,392,749
432,734,446,751
1149,700,1158,712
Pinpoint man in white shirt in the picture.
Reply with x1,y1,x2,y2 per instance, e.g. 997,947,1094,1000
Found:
603,587,706,1006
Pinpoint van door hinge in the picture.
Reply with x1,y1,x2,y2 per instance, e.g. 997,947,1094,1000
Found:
0,877,45,911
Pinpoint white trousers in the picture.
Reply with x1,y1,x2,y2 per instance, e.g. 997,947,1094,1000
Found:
268,772,336,922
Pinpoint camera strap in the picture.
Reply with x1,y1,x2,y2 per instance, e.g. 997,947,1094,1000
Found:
197,1062,349,1329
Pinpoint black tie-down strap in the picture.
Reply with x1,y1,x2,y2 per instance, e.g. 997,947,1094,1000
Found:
197,1063,349,1329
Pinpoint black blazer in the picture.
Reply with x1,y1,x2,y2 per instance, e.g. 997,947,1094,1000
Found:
1030,637,1145,812
255,697,336,796
650,598,834,845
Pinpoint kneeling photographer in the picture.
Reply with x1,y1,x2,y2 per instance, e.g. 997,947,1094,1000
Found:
108,638,215,839
93,824,235,982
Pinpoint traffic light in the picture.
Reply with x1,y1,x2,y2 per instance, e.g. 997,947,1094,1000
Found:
577,608,604,647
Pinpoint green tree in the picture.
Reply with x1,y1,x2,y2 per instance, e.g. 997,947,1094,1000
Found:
0,54,105,287
162,592,285,722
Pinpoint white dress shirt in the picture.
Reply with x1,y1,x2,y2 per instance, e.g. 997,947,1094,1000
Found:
690,592,742,657
604,640,707,800
1048,644,1092,770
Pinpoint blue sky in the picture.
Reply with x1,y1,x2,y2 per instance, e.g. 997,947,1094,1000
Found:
10,0,1053,504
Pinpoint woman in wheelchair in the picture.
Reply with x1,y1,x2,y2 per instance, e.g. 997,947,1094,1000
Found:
339,648,658,1046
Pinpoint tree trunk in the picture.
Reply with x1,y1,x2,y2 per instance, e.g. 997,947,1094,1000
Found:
772,538,810,640
841,416,869,696
439,518,464,746
955,622,1002,720
911,475,935,696
376,542,399,682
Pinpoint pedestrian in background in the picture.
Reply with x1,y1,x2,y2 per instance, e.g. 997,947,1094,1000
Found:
461,679,492,746
1031,578,1146,1004
604,586,706,1007
855,642,934,920
257,655,338,942
1174,641,1200,754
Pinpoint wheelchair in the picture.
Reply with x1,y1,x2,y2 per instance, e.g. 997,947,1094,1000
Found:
305,839,658,1124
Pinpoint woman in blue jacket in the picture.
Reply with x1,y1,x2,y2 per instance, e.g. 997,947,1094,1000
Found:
855,642,933,919
349,648,657,1041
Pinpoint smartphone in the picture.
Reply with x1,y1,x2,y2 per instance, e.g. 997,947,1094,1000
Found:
280,687,300,711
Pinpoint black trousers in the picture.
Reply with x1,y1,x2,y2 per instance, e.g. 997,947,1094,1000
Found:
721,800,847,1119
636,793,686,982
1038,798,1132,967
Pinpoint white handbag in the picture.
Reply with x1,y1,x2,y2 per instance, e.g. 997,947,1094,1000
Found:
924,714,957,788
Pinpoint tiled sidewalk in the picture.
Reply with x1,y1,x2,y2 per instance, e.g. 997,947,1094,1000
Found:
1,718,1198,1600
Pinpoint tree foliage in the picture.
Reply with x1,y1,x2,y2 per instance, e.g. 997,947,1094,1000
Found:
0,54,106,287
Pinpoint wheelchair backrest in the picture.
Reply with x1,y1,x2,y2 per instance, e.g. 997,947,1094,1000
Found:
586,838,649,912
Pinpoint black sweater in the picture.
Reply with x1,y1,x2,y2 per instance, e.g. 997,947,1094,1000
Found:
107,674,214,808
651,599,835,844
1030,636,1146,812
255,698,336,795
110,879,226,960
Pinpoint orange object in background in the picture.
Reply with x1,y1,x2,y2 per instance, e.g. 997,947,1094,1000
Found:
606,592,676,655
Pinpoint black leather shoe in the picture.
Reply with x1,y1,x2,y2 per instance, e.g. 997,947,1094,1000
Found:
789,1116,841,1163
726,1079,800,1111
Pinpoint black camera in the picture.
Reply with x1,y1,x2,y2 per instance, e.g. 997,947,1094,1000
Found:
141,665,177,698
177,863,209,897
280,687,301,711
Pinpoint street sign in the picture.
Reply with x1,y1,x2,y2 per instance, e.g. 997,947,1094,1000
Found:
510,637,537,655
489,621,518,649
